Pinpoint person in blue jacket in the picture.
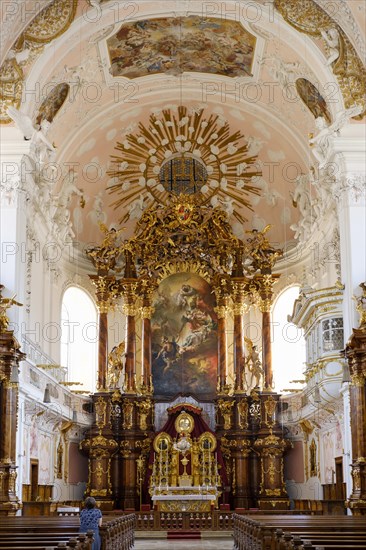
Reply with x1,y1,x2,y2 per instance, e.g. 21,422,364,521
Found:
79,496,102,550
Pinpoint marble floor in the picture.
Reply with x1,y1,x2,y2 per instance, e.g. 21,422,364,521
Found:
133,538,233,549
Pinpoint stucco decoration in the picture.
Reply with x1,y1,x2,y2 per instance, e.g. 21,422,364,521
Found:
0,0,77,124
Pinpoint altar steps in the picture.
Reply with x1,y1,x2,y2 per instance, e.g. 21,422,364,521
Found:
167,530,201,539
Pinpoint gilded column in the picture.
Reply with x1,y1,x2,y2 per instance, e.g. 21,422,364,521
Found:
245,227,282,391
86,226,124,391
232,280,249,393
139,281,156,391
89,275,115,391
121,282,138,394
214,276,231,391
345,288,366,515
0,290,25,515
255,274,280,391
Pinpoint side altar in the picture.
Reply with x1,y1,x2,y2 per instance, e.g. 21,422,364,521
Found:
149,411,221,511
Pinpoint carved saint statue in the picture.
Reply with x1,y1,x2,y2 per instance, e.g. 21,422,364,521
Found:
244,337,264,391
107,341,126,389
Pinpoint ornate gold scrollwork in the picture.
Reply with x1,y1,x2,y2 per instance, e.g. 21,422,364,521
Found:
217,399,234,430
120,441,132,458
122,400,134,429
274,0,366,118
237,399,249,429
135,399,152,431
1,0,78,124
95,398,107,431
264,396,277,428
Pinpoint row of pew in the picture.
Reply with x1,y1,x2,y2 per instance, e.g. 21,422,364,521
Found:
233,513,366,549
0,514,135,550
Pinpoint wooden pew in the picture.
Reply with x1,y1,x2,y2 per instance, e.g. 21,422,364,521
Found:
0,513,135,550
233,513,366,550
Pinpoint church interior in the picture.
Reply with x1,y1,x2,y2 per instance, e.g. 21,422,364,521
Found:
1,0,366,547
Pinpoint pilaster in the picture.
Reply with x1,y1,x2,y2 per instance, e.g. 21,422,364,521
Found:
332,125,366,341
0,129,31,334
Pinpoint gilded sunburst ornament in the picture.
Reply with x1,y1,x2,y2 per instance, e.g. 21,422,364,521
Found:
108,106,261,224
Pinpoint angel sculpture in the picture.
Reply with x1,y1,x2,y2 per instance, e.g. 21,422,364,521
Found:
0,286,22,331
246,224,282,272
7,106,36,140
309,105,363,168
7,106,56,164
244,337,264,391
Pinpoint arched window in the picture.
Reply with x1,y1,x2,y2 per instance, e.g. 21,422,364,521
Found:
61,287,98,392
272,286,306,393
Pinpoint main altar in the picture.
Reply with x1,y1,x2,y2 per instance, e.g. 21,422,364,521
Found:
79,107,291,512
150,410,221,511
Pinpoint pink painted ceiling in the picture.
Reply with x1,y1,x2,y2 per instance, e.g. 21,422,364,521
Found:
2,0,365,252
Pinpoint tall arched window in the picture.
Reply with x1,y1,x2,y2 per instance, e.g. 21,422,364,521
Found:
272,286,306,393
61,287,98,392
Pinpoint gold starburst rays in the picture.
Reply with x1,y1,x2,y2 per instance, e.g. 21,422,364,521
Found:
108,106,261,224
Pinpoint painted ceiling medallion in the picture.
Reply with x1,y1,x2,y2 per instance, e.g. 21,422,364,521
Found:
108,106,261,224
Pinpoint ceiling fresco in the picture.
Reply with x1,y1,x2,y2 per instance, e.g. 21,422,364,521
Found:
106,16,256,79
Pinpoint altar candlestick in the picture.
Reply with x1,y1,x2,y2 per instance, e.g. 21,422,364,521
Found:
208,451,211,485
165,449,168,485
159,450,163,485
